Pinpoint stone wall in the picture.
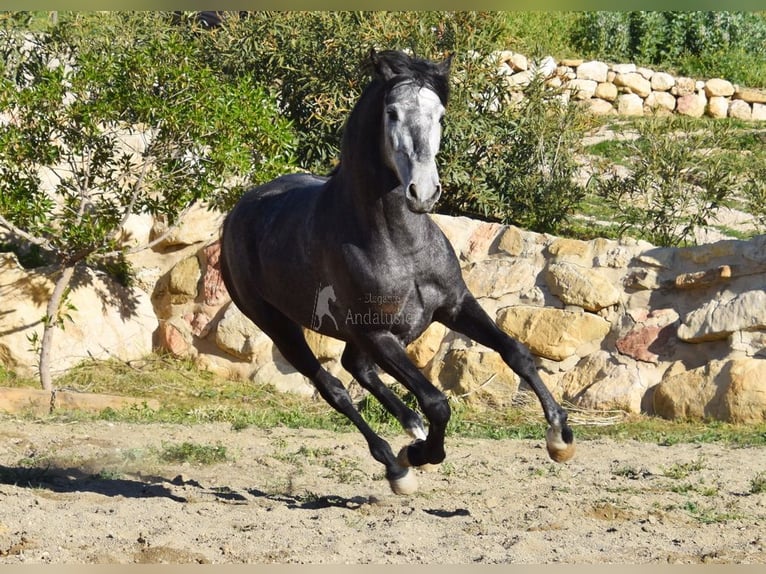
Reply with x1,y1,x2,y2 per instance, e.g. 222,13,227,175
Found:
148,214,766,424
2,211,766,422
496,51,766,120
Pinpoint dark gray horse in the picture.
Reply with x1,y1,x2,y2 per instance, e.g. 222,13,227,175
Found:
221,50,575,494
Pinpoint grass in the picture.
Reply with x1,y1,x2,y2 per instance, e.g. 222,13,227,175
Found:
158,442,228,465
2,355,766,448
751,471,766,494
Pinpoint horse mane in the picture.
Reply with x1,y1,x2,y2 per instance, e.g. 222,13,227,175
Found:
365,50,451,106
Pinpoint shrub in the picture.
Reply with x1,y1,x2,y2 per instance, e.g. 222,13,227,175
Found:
571,11,766,87
0,12,296,389
592,117,743,247
200,12,588,233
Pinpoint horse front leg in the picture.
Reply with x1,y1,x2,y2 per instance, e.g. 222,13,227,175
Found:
360,331,451,469
435,295,575,463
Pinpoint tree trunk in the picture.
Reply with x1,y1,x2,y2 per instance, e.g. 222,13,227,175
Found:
39,263,76,392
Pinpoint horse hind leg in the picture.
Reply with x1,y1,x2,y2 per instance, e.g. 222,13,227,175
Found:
241,298,418,494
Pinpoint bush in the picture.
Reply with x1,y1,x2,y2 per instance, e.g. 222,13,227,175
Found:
592,117,743,247
572,11,766,87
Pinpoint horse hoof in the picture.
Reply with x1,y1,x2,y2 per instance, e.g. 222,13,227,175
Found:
546,426,576,462
389,469,418,495
417,463,440,473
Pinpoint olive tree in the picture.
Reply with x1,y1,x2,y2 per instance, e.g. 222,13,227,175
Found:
0,13,296,390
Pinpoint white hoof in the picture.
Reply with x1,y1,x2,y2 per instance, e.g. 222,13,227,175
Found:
389,469,418,495
546,426,576,462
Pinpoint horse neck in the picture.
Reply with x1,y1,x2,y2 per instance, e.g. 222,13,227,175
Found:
333,159,433,250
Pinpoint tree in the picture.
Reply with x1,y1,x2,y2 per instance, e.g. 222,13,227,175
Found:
0,12,296,390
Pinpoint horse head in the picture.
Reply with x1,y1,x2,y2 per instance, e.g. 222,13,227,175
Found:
371,50,452,214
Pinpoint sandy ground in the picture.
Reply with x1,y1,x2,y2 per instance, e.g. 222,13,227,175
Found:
0,418,764,564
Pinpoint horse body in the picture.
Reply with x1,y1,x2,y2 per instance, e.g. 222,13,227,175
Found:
221,50,575,494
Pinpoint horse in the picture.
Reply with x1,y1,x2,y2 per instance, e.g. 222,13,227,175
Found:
220,49,575,495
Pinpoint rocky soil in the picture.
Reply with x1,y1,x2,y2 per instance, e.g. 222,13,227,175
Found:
1,418,764,564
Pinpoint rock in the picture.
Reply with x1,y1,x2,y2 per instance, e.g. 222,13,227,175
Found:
677,289,766,343
303,328,345,361
611,63,636,74
653,358,766,423
733,87,766,104
594,82,618,101
547,237,592,263
167,255,201,303
151,203,225,249
617,93,644,116
506,70,534,89
567,79,598,100
560,352,646,413
430,214,482,260
560,58,583,68
673,265,731,290
201,241,228,306
157,317,193,357
427,347,519,407
753,103,766,121
251,354,314,397
614,73,651,98
650,72,675,92
497,306,611,362
577,60,609,83
545,262,622,312
728,99,752,120
0,253,156,379
644,91,676,113
704,78,735,97
588,98,615,115
532,56,556,79
463,221,505,262
508,53,528,72
706,96,730,119
676,93,706,118
616,308,678,364
464,259,537,299
672,77,696,96
214,302,267,360
407,322,448,368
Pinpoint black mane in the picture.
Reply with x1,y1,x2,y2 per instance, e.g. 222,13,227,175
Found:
366,50,451,106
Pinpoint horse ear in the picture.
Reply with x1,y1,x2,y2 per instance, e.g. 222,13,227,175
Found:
370,48,396,80
438,53,454,76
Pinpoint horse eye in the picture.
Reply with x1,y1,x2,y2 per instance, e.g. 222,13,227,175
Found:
386,108,398,122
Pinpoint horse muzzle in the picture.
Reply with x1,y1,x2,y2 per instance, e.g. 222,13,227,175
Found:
405,180,441,213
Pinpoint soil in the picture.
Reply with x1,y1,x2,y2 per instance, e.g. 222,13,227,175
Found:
0,418,764,564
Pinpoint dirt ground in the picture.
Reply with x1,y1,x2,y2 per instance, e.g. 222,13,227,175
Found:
0,418,764,564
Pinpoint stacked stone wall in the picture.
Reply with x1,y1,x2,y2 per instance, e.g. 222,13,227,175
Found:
496,51,766,120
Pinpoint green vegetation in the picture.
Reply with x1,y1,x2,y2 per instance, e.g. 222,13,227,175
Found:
0,12,296,390
158,442,229,465
2,355,766,448
751,471,766,494
571,11,766,88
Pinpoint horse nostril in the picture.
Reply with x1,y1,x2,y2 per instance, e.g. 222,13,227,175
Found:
407,183,417,199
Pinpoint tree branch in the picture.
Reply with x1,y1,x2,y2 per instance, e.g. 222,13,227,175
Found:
0,213,54,251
